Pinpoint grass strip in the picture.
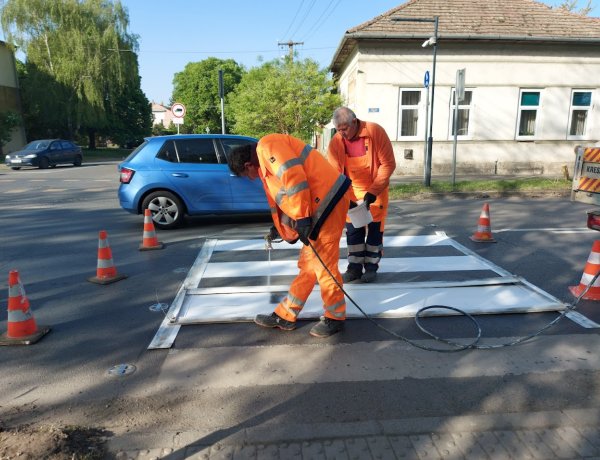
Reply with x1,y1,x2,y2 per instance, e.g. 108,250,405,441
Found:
389,178,571,199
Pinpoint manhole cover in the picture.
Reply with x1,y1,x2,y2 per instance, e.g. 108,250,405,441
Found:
149,302,169,312
108,364,136,377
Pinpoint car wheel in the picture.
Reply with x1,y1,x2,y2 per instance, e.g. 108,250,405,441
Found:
39,157,49,169
142,191,185,230
10,167,21,170
73,155,82,166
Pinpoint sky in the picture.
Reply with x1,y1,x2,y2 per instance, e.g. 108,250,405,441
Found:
1,0,596,105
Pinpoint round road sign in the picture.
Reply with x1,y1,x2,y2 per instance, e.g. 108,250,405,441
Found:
171,102,186,118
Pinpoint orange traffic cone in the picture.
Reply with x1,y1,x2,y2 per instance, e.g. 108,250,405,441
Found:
139,209,164,251
0,270,50,345
88,230,127,285
470,202,496,243
569,240,600,300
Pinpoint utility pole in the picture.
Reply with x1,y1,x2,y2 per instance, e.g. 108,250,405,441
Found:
278,40,303,62
392,16,439,187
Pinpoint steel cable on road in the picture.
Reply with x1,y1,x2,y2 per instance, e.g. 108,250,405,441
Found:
307,240,592,353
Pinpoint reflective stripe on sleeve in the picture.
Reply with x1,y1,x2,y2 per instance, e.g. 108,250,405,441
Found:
286,181,309,197
276,157,303,179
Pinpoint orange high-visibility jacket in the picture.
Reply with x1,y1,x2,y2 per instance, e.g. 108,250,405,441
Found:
327,120,396,201
257,134,351,242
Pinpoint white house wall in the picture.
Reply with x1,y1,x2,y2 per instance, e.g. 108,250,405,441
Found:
337,40,600,176
0,43,26,153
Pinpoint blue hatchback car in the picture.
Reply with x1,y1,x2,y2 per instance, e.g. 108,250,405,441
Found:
118,134,269,229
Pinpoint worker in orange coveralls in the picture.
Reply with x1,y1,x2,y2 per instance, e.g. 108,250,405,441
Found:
228,134,352,337
327,107,396,284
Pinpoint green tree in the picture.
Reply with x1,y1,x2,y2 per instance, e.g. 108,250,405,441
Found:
557,0,593,14
0,111,21,154
171,57,245,134
101,74,152,147
1,0,150,147
229,57,342,142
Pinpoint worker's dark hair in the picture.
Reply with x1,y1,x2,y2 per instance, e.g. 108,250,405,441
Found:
227,143,254,176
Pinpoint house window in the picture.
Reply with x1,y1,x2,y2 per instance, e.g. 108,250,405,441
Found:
568,90,592,138
517,90,540,139
397,89,421,139
449,89,473,137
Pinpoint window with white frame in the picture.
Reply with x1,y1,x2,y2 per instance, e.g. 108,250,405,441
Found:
397,89,421,139
449,88,473,137
568,90,592,139
517,90,540,139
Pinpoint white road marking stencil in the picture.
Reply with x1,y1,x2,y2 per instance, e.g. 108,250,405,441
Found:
149,232,567,349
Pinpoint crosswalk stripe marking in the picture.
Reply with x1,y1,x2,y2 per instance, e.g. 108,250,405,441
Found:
149,235,568,349
202,255,494,278
565,311,600,328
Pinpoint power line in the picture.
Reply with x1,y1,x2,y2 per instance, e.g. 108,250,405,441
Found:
136,46,337,56
299,0,341,43
280,0,306,42
288,0,318,39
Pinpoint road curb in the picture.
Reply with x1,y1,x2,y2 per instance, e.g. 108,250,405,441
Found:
107,408,600,452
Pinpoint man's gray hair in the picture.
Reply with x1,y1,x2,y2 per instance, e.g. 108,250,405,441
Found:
332,107,356,127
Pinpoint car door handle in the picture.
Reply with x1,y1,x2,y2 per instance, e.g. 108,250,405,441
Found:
171,173,189,178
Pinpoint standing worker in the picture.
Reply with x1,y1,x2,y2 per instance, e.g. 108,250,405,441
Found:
227,134,352,338
327,107,396,283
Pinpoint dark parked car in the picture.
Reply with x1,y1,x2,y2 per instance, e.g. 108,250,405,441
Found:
4,139,83,170
118,134,269,229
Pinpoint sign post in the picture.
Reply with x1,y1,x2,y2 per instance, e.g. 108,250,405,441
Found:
452,69,466,187
423,70,430,181
171,102,186,135
218,69,225,134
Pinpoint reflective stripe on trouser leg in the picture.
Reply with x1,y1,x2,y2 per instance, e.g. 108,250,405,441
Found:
275,247,316,322
345,222,366,273
316,194,349,320
274,193,349,322
312,238,346,319
364,220,383,272
274,241,346,321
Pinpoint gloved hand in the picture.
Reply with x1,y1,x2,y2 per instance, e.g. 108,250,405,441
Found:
349,201,358,209
363,192,377,210
296,218,312,246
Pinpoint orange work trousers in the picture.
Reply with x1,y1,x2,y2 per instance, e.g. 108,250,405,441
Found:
274,193,350,322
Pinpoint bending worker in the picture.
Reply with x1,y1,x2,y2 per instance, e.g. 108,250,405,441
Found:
327,106,396,283
228,134,352,338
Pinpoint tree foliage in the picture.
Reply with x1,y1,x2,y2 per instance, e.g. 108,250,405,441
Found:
0,111,21,150
1,0,151,147
171,57,245,134
557,0,593,14
229,57,342,142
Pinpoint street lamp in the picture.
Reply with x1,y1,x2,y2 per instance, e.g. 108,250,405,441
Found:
393,16,439,187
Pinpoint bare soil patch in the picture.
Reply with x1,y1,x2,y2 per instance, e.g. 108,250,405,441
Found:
0,424,110,459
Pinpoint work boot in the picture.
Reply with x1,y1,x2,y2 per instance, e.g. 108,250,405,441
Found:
361,270,377,283
309,317,345,338
254,312,296,331
342,269,362,283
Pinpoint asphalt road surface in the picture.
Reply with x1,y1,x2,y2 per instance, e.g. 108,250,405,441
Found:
2,162,600,458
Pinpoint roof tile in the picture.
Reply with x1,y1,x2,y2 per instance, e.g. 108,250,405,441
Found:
347,0,600,37
331,0,600,71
